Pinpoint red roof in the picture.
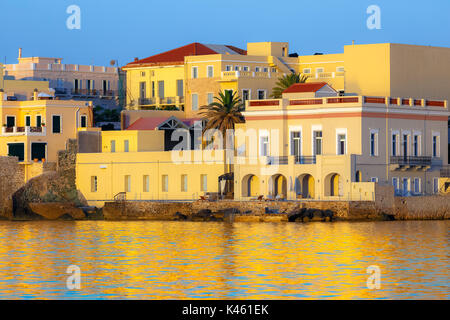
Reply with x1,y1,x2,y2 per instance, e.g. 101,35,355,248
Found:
283,82,331,94
124,43,245,68
126,117,170,130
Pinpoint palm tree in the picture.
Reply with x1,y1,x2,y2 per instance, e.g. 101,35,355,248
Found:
270,72,309,98
199,90,245,197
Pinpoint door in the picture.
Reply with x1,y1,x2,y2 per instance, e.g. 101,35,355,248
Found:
31,143,46,161
8,143,24,161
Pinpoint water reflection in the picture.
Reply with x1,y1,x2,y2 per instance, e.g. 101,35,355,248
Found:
0,220,448,299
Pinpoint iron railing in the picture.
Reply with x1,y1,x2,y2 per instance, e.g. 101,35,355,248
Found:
295,156,317,164
390,156,432,166
266,156,289,165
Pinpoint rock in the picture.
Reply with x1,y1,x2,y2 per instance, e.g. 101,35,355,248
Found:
174,212,188,221
28,202,86,220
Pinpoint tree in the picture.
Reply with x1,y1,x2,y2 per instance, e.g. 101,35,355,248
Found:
199,91,245,196
270,73,309,98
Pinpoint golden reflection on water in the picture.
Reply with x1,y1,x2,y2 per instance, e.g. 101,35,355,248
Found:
0,220,448,299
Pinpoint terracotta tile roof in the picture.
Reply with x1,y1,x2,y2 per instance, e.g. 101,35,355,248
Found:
124,43,245,68
283,82,331,93
126,117,170,130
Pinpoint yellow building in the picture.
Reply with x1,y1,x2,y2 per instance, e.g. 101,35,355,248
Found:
76,127,226,206
234,83,449,200
1,62,52,101
0,96,97,181
123,41,450,123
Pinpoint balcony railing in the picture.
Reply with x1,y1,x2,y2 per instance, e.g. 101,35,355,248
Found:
2,126,46,136
390,156,432,166
440,166,450,177
295,156,317,164
138,97,184,107
71,89,117,97
266,156,289,165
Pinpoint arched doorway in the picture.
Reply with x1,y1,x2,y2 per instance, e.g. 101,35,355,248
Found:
355,171,362,182
270,174,287,199
296,174,315,199
325,173,343,196
241,174,260,197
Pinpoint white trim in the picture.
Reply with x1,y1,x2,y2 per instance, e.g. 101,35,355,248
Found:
186,59,345,65
369,129,379,157
289,128,302,156
302,68,311,74
432,131,441,157
257,89,267,100
5,115,16,127
259,130,270,157
311,126,323,156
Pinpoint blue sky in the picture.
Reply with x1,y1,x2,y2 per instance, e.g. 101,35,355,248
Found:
1,0,449,67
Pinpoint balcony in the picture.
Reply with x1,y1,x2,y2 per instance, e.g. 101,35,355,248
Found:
71,89,117,98
137,96,184,110
266,156,289,165
440,166,450,177
295,156,317,164
2,126,46,136
219,71,276,82
390,156,432,171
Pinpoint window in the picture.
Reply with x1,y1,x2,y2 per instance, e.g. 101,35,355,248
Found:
124,140,129,152
260,136,269,156
200,174,207,192
336,66,345,72
291,131,301,156
413,178,421,194
303,68,311,74
313,131,323,155
139,81,146,99
432,134,440,157
176,80,183,97
370,177,379,183
192,66,198,79
181,174,187,192
392,177,399,194
162,175,168,192
316,67,324,74
124,175,131,193
111,140,116,153
242,89,250,104
36,115,42,127
402,134,409,157
52,115,61,133
151,81,155,97
86,79,91,91
413,135,420,156
257,90,266,100
91,176,97,192
25,115,31,127
207,66,214,78
234,66,240,71
370,131,378,156
255,67,260,72
207,93,214,105
8,143,24,161
225,65,232,71
433,178,439,194
192,93,199,111
243,66,249,72
392,133,398,156
143,175,149,192
263,67,268,72
337,134,346,155
140,71,146,77
6,116,15,128
271,67,277,73
80,115,87,128
402,178,409,194
158,81,164,98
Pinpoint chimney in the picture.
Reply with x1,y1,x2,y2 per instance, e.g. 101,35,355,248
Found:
18,48,22,59
134,57,139,62
33,89,38,101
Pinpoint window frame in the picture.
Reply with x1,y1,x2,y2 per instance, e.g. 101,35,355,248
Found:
191,66,199,79
51,114,62,134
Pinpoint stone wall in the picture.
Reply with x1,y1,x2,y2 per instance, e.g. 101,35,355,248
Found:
0,157,25,219
394,196,450,220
